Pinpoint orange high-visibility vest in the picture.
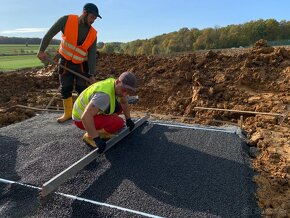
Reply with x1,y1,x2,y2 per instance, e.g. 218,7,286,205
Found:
59,14,97,64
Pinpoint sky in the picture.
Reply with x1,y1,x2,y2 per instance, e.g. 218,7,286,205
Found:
1,0,290,43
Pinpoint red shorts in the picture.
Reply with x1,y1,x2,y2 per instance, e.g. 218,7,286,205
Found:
73,114,125,134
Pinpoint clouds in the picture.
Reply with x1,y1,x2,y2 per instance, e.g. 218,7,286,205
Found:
0,28,48,35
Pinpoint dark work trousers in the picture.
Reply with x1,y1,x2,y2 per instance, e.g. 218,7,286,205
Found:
58,57,90,99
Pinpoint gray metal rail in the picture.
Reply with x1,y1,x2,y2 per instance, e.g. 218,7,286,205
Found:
41,114,149,197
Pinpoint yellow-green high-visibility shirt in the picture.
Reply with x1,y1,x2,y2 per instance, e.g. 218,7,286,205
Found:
72,78,116,120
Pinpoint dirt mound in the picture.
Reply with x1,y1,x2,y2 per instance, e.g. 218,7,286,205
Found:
0,41,289,216
0,66,59,127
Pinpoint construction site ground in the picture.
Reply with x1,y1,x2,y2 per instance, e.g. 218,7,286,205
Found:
0,113,259,217
0,40,289,217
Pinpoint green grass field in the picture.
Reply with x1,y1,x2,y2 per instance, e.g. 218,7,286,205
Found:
0,44,59,71
0,55,44,71
0,44,58,55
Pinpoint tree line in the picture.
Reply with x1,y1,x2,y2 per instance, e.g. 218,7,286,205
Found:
0,36,60,45
98,19,290,55
2,18,290,56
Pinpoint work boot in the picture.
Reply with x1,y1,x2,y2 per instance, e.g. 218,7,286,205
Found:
82,129,115,148
83,129,113,149
97,128,115,140
83,132,97,148
57,97,73,123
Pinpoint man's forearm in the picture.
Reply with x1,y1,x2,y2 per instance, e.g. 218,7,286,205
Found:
39,16,67,52
82,113,99,138
39,33,53,52
81,103,100,138
87,39,97,75
121,101,131,119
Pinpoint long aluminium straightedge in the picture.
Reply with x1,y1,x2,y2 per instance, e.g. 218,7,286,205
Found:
41,114,149,197
0,178,163,218
149,121,238,134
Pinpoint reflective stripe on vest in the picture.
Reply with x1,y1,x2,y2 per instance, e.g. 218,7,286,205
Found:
59,47,86,62
72,78,116,121
59,14,97,64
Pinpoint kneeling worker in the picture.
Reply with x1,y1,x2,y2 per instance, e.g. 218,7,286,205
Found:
72,72,137,153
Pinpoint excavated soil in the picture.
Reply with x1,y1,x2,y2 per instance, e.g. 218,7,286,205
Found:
0,40,289,217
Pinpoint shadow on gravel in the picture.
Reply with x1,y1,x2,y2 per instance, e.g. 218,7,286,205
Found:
0,184,40,217
71,124,260,217
0,135,35,217
0,135,23,183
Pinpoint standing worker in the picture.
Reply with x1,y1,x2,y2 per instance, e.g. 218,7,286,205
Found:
72,72,137,153
37,3,102,122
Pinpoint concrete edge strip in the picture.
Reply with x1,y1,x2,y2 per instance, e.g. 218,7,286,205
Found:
0,178,163,218
62,193,163,218
149,121,238,134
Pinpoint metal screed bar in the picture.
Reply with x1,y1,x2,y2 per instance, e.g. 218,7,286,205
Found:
41,114,149,197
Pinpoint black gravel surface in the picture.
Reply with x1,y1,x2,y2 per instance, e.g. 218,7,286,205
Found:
0,113,260,217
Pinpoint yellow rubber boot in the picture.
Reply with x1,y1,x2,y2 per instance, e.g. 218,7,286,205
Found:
57,97,73,123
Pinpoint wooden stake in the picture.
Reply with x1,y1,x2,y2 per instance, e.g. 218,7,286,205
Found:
194,106,285,117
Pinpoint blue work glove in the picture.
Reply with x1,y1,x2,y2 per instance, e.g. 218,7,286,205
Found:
126,118,135,131
93,137,106,154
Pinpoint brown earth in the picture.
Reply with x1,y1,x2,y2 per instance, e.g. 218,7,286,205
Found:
0,39,289,217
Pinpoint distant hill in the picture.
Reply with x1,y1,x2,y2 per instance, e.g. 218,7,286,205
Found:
98,18,290,55
0,36,60,45
3,18,290,56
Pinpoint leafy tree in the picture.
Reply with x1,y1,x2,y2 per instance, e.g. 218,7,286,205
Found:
152,45,160,55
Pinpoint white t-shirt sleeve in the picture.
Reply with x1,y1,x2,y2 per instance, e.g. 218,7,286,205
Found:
90,92,110,112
